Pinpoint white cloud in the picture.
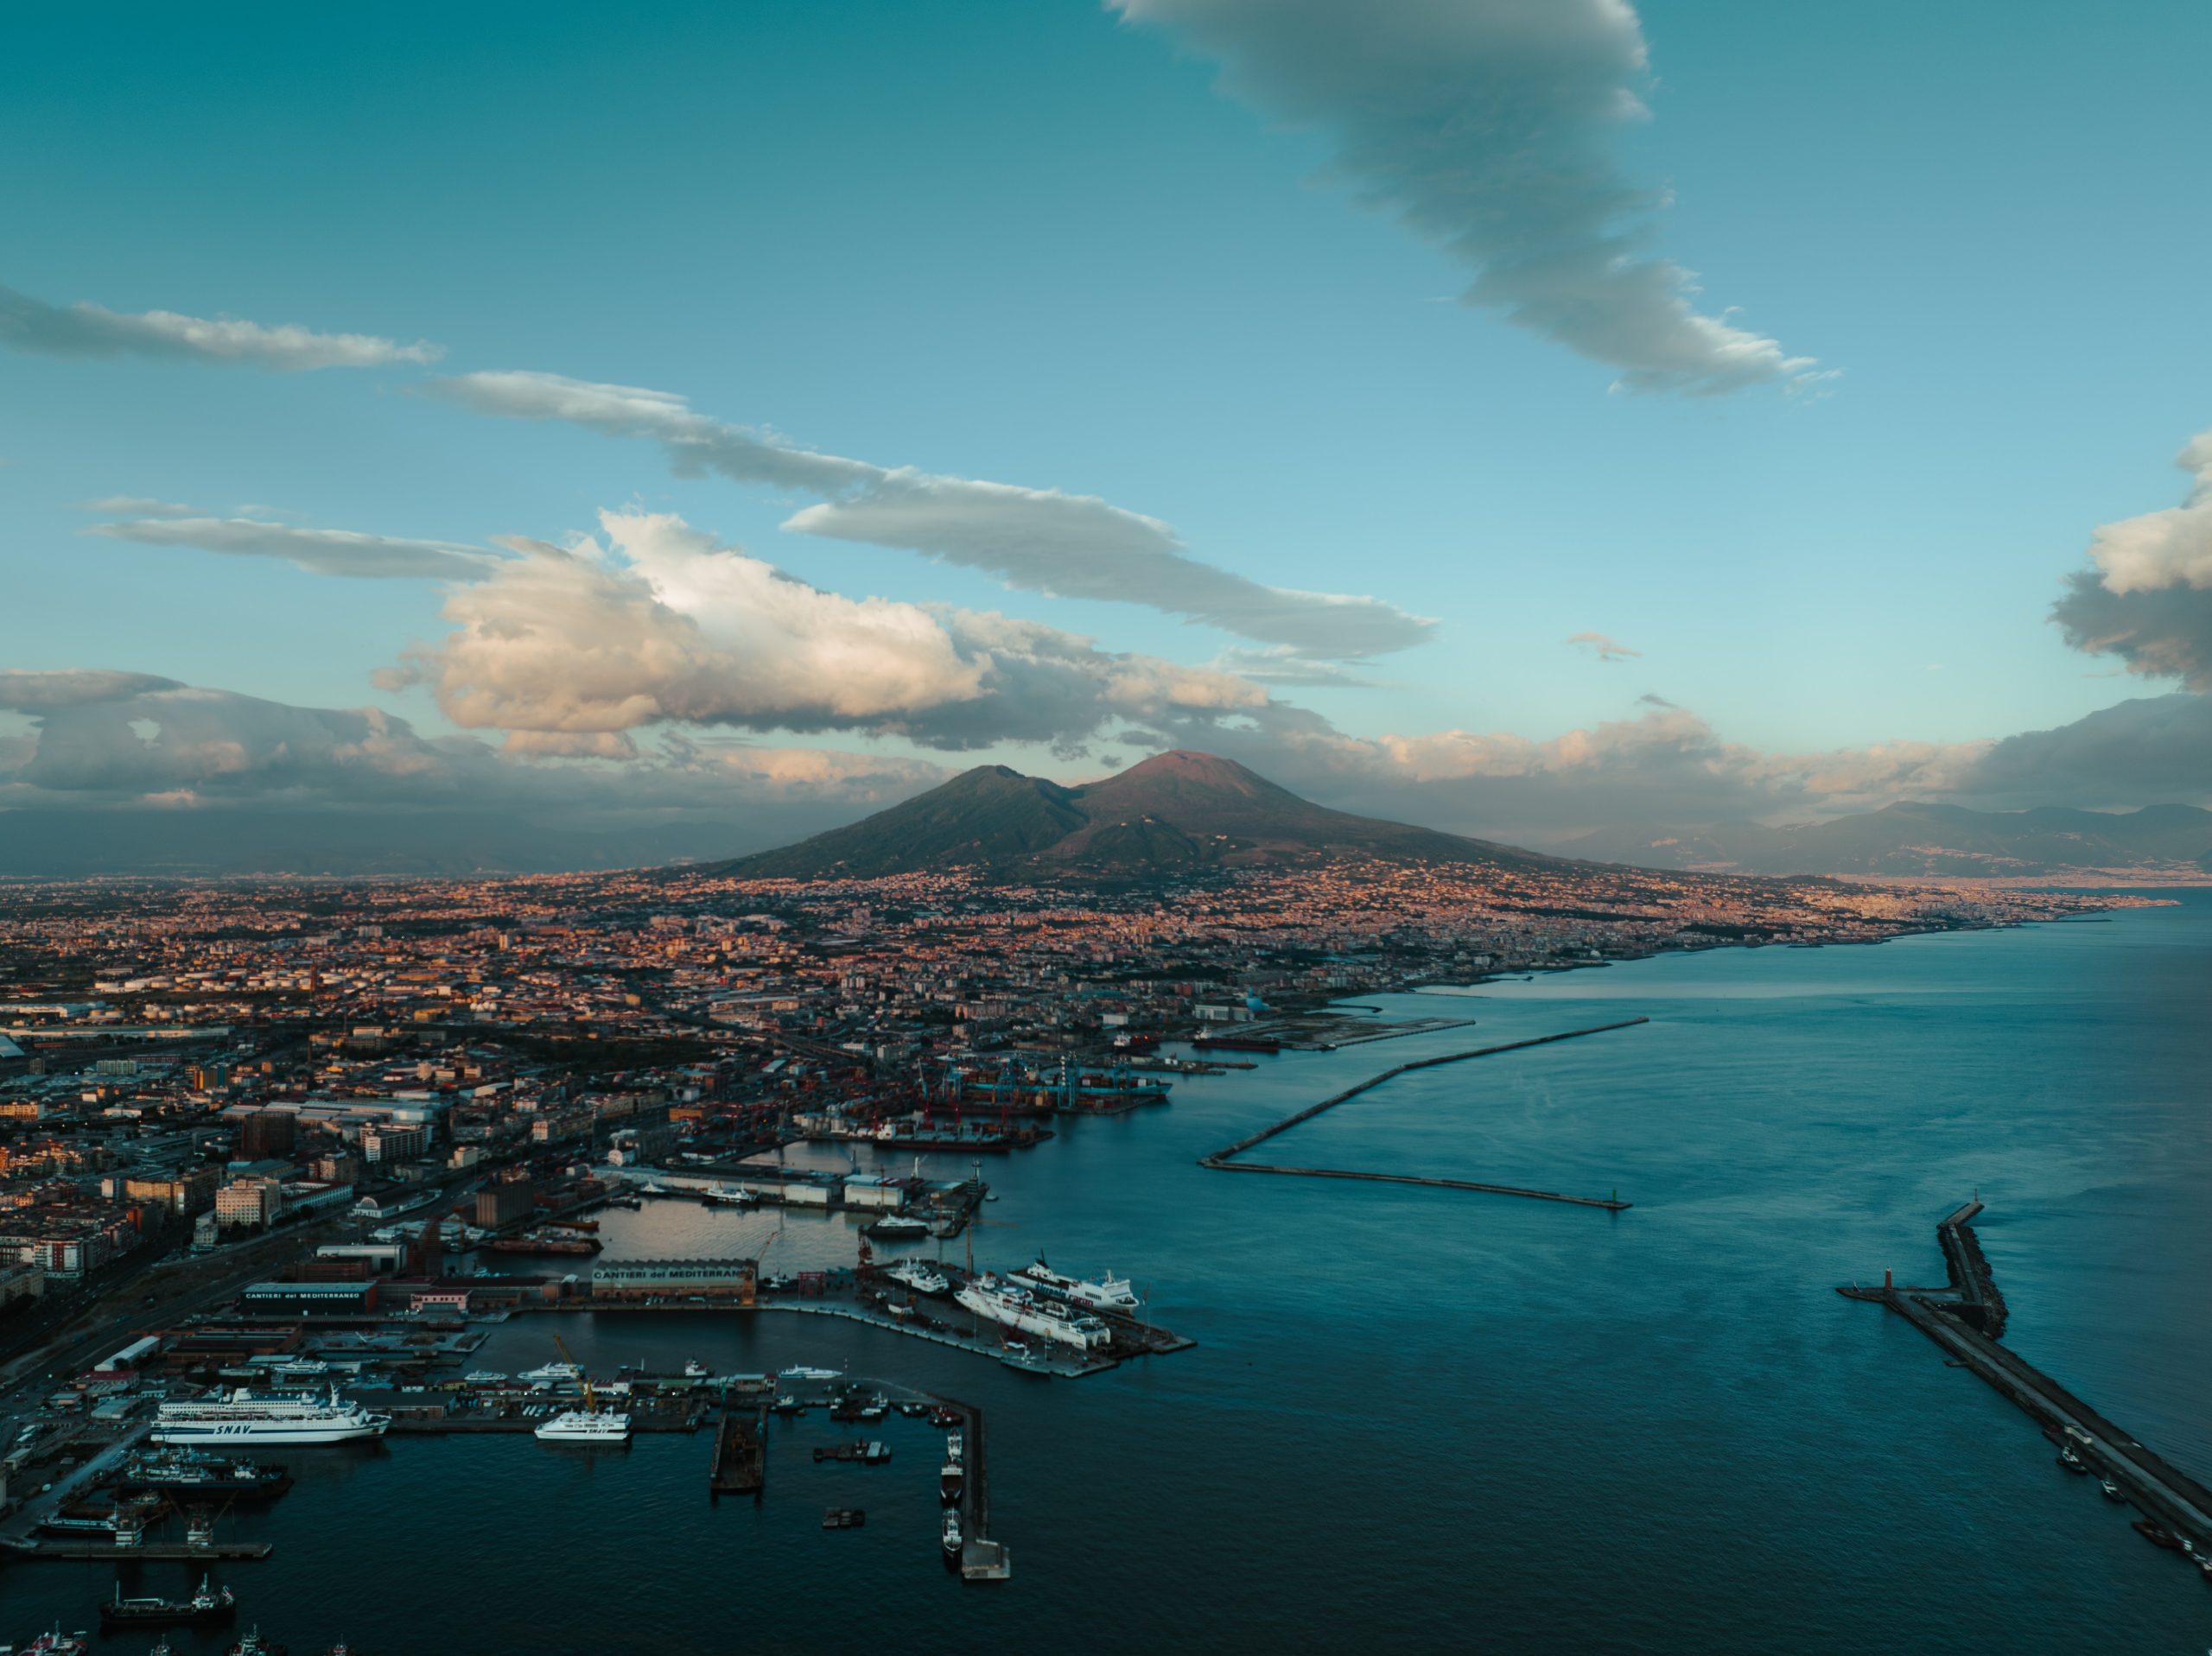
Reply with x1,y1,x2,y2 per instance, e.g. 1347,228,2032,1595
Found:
429,369,1433,660
76,496,202,517
382,508,1270,752
83,516,499,581
1566,630,1639,662
2052,428,2212,688
1109,0,1819,395
0,282,442,370
0,669,188,711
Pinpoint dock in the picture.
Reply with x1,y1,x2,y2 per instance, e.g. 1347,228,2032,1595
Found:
0,1538,274,1561
709,1407,766,1494
1841,1202,2212,1577
935,1393,1009,1582
1198,1018,1647,1211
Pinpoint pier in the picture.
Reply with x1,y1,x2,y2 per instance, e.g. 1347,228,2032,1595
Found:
1198,1018,1647,1211
1841,1202,2212,1577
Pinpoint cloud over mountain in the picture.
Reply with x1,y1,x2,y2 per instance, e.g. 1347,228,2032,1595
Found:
0,281,442,371
429,370,1433,660
379,508,1269,754
1109,0,1818,395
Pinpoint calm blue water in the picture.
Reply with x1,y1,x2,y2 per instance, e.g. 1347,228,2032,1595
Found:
10,897,2212,1653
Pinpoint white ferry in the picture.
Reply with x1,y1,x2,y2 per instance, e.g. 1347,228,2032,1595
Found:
886,1260,950,1297
954,1276,1112,1351
153,1388,390,1445
534,1409,631,1443
1011,1256,1141,1314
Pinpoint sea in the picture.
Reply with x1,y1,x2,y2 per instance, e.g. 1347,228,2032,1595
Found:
10,892,2212,1653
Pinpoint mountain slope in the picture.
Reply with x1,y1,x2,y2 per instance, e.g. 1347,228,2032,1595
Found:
708,750,1549,879
1569,802,2212,879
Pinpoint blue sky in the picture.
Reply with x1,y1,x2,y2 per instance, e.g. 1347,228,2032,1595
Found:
5,0,2210,859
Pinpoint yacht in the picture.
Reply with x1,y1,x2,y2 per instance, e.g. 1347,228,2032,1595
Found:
534,1409,632,1443
885,1260,950,1297
867,1214,930,1240
779,1364,842,1382
463,1371,509,1385
153,1388,389,1445
518,1361,583,1383
683,1360,711,1379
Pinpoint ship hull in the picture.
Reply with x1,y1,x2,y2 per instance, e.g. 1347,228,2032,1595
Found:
152,1421,385,1444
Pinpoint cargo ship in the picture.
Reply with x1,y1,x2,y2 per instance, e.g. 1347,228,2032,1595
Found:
954,1275,1112,1351
111,1445,294,1501
99,1577,236,1629
153,1388,391,1445
483,1231,601,1256
1010,1255,1143,1315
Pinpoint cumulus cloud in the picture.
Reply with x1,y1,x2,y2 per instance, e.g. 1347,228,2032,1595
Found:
1109,0,1817,395
429,370,1433,660
84,516,499,581
382,508,1270,753
1566,630,1639,662
0,281,442,370
2051,431,2212,688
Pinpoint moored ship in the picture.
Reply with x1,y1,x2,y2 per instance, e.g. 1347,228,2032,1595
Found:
112,1445,294,1501
1010,1255,1142,1314
534,1409,632,1443
99,1577,236,1628
885,1260,950,1297
954,1275,1112,1351
152,1388,390,1446
940,1431,963,1504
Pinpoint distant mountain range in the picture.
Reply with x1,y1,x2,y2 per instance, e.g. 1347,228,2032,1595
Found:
1567,803,2212,880
708,749,1549,879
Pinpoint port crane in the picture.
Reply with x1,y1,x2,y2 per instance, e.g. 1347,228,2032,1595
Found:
551,1332,598,1415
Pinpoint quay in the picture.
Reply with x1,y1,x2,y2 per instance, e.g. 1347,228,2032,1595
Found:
1842,1202,2212,1576
945,1393,1009,1581
1198,1018,1648,1211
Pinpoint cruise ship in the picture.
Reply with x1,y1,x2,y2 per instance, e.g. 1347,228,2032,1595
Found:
153,1388,390,1445
1010,1256,1142,1315
535,1409,631,1443
954,1275,1112,1351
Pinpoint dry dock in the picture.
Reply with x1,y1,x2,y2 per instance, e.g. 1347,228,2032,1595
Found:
1199,1018,1647,1211
709,1406,766,1494
1842,1202,2212,1577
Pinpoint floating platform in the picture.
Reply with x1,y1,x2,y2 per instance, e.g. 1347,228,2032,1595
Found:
709,1408,765,1494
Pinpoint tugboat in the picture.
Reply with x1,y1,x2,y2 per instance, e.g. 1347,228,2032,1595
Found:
683,1360,711,1380
2056,1447,2089,1474
100,1577,237,1628
227,1629,288,1656
941,1508,964,1563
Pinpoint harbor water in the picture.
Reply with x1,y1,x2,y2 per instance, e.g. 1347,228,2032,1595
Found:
10,894,2212,1653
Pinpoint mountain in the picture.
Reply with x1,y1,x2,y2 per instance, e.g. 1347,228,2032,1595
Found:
1567,803,2212,880
710,750,1549,879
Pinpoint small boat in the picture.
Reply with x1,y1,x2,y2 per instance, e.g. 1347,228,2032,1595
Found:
683,1361,710,1380
930,1407,962,1428
2100,1479,2126,1501
2056,1448,2089,1474
941,1509,963,1560
226,1632,288,1656
769,1396,806,1415
2134,1519,2184,1550
822,1507,867,1530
